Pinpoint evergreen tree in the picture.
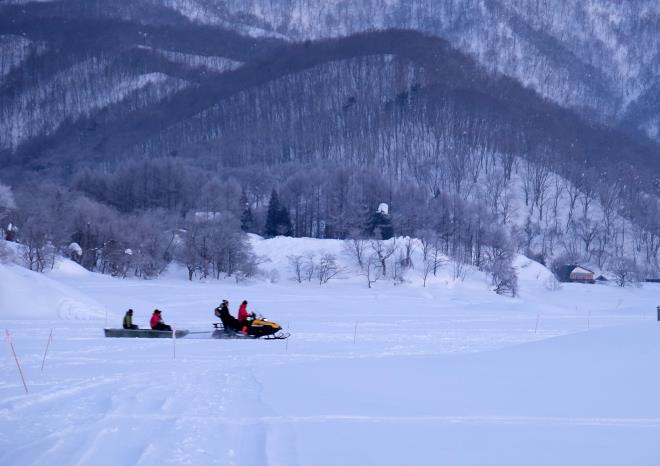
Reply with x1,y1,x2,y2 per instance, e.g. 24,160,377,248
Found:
368,207,394,240
264,189,281,237
264,189,293,237
278,204,293,236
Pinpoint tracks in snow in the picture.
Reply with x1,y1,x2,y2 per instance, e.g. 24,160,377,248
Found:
0,362,298,466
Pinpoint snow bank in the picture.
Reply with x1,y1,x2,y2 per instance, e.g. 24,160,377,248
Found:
251,235,533,293
514,254,560,295
0,262,104,320
250,234,345,268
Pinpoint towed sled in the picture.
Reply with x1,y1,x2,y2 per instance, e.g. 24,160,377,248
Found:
213,314,289,340
104,328,189,338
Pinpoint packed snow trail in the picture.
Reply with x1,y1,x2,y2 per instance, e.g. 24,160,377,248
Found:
0,342,299,466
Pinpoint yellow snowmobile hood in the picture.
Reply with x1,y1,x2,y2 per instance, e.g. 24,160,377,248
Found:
250,318,281,330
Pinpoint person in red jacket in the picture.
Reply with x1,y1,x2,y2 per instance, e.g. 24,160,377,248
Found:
237,300,253,334
150,309,172,331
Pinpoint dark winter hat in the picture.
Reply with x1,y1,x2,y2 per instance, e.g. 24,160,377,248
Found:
127,309,133,314
222,300,229,304
154,309,161,313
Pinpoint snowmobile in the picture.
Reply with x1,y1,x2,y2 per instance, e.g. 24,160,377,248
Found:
212,313,289,340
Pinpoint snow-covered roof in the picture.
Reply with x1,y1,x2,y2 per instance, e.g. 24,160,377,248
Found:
570,266,593,275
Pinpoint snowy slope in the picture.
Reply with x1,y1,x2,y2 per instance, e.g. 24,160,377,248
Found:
0,261,104,320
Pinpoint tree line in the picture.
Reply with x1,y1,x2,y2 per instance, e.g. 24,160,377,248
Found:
0,152,520,295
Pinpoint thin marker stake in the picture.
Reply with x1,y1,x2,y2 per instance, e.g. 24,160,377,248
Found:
285,322,290,352
5,329,28,393
534,313,540,334
353,321,358,344
587,310,591,330
172,325,176,360
41,328,53,372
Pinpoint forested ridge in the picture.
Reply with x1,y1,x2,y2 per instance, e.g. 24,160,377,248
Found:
1,1,660,292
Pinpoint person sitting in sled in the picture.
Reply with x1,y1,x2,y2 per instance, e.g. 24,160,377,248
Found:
237,300,253,334
214,300,238,330
123,309,138,330
150,309,172,331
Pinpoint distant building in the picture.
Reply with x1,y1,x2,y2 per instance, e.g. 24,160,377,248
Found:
569,266,595,283
556,264,595,284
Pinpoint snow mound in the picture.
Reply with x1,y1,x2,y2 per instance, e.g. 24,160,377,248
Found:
48,256,92,278
250,234,346,270
0,262,104,320
514,255,560,295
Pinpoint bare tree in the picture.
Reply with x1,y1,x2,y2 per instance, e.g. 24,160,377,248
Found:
342,236,368,270
361,254,382,288
401,237,416,269
417,229,445,286
563,177,582,230
174,227,203,281
287,254,305,283
21,225,56,272
421,248,445,287
572,217,601,259
236,253,270,281
16,204,57,272
416,229,436,263
452,259,467,282
521,158,551,222
303,252,316,282
369,238,397,277
610,257,642,287
318,253,341,284
489,258,518,296
174,222,205,280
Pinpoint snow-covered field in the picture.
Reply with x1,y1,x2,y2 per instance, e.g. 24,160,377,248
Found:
1,237,660,465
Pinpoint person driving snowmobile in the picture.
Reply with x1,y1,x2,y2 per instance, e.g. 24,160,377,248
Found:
238,300,251,321
237,300,253,334
214,300,238,330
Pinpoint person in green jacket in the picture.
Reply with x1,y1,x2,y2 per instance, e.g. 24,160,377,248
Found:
123,309,138,330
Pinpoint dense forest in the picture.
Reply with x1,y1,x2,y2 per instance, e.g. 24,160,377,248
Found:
1,1,660,293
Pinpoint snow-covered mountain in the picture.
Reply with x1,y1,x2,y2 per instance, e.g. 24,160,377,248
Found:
4,0,658,136
142,0,660,121
1,0,660,280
